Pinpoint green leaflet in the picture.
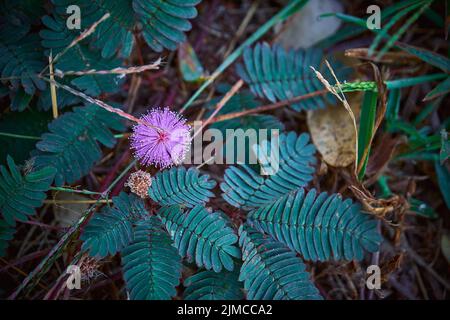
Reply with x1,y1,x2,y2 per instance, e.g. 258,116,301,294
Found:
121,217,182,300
237,42,348,111
81,192,148,258
10,88,33,112
133,0,202,52
34,104,125,186
148,166,216,208
239,224,322,300
221,132,316,209
247,188,382,261
0,155,56,226
158,205,241,272
184,269,244,300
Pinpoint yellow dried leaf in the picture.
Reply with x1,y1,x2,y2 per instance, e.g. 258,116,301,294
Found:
307,94,361,167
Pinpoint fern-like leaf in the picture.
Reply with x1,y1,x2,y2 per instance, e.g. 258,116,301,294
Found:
0,156,56,226
121,217,182,300
0,219,15,257
55,45,124,96
205,91,284,165
133,0,202,52
221,132,316,209
158,205,241,272
248,188,382,261
184,269,243,300
34,104,124,186
0,33,46,95
239,224,322,300
42,0,135,58
237,42,346,111
148,166,216,208
81,192,147,258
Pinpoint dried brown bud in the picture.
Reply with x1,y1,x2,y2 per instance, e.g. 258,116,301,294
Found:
125,170,152,199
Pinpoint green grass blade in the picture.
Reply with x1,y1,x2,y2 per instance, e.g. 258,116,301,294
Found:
368,0,425,56
386,88,401,122
423,77,450,101
375,0,433,60
435,161,450,209
357,91,378,180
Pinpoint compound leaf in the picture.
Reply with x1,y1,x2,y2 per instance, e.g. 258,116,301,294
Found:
158,205,241,272
121,217,182,300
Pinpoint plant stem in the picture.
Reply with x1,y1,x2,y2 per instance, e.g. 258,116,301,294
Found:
50,187,103,196
0,132,41,140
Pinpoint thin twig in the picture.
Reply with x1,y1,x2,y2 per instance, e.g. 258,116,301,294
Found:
42,13,111,74
43,199,111,205
40,77,163,132
53,59,161,77
206,89,328,124
192,79,244,139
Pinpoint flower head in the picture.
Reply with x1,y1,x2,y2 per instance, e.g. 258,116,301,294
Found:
130,108,191,168
125,170,152,199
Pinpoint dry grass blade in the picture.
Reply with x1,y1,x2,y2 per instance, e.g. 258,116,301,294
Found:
41,77,164,132
311,61,359,176
48,52,58,119
54,59,162,77
52,13,111,66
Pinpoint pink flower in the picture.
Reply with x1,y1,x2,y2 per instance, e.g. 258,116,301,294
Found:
130,108,191,168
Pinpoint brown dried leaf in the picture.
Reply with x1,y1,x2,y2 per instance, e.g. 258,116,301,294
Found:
365,134,401,176
307,95,360,167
